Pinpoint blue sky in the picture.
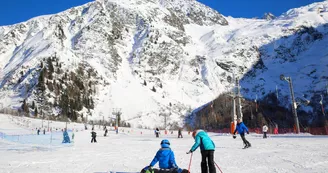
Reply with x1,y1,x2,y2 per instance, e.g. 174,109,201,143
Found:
198,0,324,18
0,0,324,26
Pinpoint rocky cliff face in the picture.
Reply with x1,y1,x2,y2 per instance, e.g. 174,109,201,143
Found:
0,0,327,128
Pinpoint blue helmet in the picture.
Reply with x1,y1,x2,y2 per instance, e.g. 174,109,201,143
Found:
160,139,170,148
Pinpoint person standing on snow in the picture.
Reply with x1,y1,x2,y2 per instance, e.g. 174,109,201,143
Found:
104,128,108,137
141,139,187,173
187,129,216,173
263,124,268,138
178,128,183,138
62,128,71,143
155,128,160,138
233,119,251,149
91,130,97,143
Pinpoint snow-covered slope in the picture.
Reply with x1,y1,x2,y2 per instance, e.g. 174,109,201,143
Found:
0,0,328,128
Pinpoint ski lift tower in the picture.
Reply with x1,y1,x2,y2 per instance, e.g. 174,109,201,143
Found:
235,77,243,122
112,108,122,128
227,74,237,133
280,74,300,134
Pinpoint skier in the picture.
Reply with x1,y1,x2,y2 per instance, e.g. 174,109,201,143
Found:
141,139,188,173
91,130,97,143
104,128,108,137
178,128,183,138
43,128,46,135
233,119,251,149
263,124,268,138
187,129,216,173
72,131,75,143
62,128,71,143
37,128,40,135
155,128,160,138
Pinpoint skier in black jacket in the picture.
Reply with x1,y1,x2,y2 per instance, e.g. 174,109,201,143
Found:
91,130,97,143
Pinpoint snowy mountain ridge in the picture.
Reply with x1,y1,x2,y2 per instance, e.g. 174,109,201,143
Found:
0,0,328,128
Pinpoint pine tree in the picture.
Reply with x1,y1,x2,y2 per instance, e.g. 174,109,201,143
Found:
151,86,156,92
31,101,35,109
35,107,38,117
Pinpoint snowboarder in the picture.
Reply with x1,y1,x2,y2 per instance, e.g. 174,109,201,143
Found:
141,139,188,173
233,119,251,149
104,128,108,137
155,128,160,138
37,128,40,135
187,129,216,173
178,128,183,138
263,124,268,138
62,128,71,143
91,130,97,143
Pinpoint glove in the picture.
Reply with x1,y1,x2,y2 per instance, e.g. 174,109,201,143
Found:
186,150,192,154
233,135,236,139
247,131,249,134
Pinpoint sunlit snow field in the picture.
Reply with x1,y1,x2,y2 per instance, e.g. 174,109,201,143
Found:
1,114,328,173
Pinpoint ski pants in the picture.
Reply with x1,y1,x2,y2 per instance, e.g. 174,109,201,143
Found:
263,132,267,138
201,150,216,173
240,133,251,146
91,137,97,143
178,134,183,138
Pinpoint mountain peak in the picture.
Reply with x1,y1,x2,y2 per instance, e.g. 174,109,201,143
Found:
262,12,276,20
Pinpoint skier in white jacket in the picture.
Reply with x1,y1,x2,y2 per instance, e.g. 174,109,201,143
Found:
263,124,268,138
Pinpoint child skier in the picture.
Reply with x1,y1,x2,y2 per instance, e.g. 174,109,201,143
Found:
141,139,188,173
187,129,216,173
233,119,251,149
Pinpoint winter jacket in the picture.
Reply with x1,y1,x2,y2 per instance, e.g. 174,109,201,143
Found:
234,122,249,134
91,131,97,137
190,130,215,152
150,148,178,169
263,125,268,132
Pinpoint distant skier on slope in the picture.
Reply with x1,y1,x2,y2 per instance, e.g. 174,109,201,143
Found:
104,127,108,137
155,128,160,138
263,124,268,138
141,139,188,173
233,119,251,149
91,130,97,143
178,128,183,138
62,128,71,143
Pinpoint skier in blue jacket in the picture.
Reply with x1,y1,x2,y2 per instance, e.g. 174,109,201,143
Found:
187,129,216,173
233,119,251,149
142,139,185,173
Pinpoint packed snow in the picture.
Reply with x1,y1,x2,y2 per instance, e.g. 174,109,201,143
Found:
1,114,328,173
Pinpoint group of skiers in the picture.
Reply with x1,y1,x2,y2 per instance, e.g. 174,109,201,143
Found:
143,119,266,173
154,128,183,138
142,129,215,173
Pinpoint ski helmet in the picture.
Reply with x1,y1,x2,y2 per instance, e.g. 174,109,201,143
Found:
160,139,170,148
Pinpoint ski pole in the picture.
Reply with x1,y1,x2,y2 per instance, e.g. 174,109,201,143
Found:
214,161,223,173
188,152,193,173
